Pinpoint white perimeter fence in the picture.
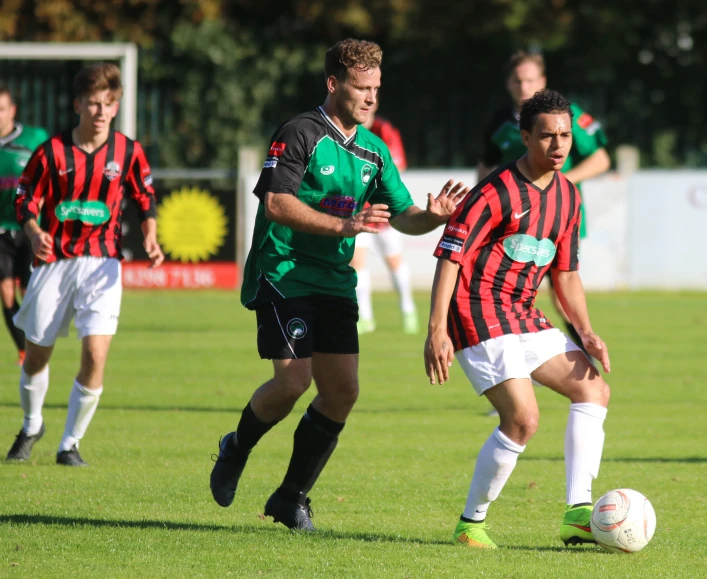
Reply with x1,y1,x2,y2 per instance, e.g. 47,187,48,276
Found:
239,169,707,291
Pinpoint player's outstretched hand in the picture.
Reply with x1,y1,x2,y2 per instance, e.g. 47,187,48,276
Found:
340,204,390,238
144,237,165,268
425,179,470,224
424,329,455,385
29,230,54,261
581,332,611,373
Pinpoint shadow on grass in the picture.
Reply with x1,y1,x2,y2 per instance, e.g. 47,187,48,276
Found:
0,403,470,416
0,514,449,545
504,545,603,554
521,456,707,464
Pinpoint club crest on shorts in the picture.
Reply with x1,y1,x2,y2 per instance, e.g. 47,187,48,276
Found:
286,318,307,340
104,161,122,181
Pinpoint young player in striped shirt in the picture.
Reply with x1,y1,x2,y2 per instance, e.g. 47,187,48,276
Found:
425,90,611,549
6,63,164,467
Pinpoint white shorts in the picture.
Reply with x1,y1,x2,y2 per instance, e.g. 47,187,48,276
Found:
455,329,582,396
14,257,122,347
355,225,403,257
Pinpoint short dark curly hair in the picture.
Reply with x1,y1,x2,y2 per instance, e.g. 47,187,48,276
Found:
519,89,573,132
325,39,382,81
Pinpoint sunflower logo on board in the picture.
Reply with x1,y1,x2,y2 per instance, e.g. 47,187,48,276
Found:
157,187,228,263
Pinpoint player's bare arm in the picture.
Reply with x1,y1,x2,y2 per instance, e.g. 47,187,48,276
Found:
22,218,53,262
562,147,610,184
141,218,164,268
264,191,390,237
424,257,461,385
390,180,469,235
551,269,611,373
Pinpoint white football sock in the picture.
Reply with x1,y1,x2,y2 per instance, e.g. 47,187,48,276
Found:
59,380,103,452
391,263,416,314
463,427,526,521
356,268,374,322
20,366,49,435
565,402,607,505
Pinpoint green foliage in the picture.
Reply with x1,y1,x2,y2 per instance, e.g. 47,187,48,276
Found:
1,0,706,167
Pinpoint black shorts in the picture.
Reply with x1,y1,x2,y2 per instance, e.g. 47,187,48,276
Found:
255,295,359,359
0,230,33,289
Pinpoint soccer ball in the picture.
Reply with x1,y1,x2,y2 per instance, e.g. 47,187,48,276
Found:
590,489,656,553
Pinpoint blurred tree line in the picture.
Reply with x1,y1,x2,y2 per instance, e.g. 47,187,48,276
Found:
0,0,705,169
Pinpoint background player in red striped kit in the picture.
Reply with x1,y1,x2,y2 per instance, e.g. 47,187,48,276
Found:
350,100,419,335
425,90,611,549
6,63,164,467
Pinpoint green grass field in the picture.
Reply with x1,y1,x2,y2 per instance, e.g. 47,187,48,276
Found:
1,291,706,578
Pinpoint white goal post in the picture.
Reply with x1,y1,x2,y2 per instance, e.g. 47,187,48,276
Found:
0,42,137,138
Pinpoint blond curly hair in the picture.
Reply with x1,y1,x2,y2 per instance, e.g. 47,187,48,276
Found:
325,39,383,80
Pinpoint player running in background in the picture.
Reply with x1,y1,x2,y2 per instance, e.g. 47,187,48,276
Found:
6,63,163,467
350,101,418,335
477,51,610,355
210,39,468,531
0,85,49,365
426,90,611,549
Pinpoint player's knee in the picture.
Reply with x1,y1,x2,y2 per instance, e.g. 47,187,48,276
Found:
575,373,610,407
504,411,539,445
278,372,312,402
23,357,47,376
81,348,108,374
316,379,359,411
22,341,51,375
595,378,610,407
337,380,359,408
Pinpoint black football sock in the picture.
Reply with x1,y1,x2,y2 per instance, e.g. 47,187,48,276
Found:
3,303,25,352
233,402,278,453
279,404,345,497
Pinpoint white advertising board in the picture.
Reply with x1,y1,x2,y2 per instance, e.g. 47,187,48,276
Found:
628,171,707,289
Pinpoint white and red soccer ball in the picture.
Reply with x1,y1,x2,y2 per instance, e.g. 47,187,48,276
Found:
591,489,656,553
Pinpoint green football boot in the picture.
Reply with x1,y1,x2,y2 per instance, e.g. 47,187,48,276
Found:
453,519,497,550
560,504,596,546
356,318,376,334
402,310,419,335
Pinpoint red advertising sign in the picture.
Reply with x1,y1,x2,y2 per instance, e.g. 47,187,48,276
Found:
122,262,239,289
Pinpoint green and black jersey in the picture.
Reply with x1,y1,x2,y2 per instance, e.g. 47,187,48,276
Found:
241,107,414,309
481,103,608,238
0,123,49,231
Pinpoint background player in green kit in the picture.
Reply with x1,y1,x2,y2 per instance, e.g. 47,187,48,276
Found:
0,85,49,365
477,51,610,354
210,38,469,531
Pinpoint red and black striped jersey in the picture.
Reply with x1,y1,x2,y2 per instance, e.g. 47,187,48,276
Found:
364,116,408,230
370,117,407,172
16,130,156,264
434,163,581,349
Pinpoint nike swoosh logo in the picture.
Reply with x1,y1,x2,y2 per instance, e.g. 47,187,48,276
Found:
514,210,530,219
59,168,74,176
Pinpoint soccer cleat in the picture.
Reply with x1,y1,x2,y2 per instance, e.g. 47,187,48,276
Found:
264,489,316,531
560,504,596,546
6,423,45,461
453,519,497,549
402,311,419,335
356,318,376,334
56,445,88,467
210,432,250,507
